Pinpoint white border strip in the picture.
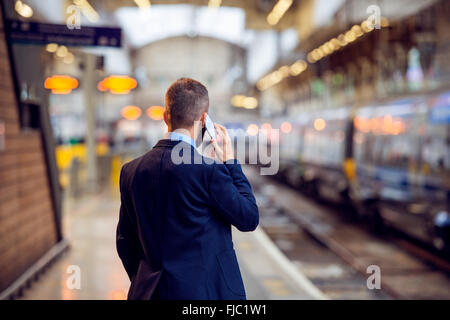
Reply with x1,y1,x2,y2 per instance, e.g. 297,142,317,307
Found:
252,227,329,300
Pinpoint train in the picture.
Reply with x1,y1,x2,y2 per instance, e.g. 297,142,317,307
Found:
250,90,450,253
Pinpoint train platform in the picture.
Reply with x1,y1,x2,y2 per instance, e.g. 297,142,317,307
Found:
18,179,326,300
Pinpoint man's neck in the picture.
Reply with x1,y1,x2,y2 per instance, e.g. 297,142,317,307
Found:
170,127,195,141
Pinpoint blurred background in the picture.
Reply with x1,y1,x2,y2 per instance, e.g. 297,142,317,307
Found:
0,0,449,300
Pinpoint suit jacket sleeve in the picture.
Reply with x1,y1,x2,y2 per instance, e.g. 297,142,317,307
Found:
209,160,259,231
116,166,143,280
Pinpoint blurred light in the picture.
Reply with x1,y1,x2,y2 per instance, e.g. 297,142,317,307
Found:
280,121,292,133
269,129,279,143
325,41,334,52
98,75,137,94
258,59,307,90
344,30,356,42
317,47,325,57
231,95,258,109
208,0,222,9
272,70,284,82
74,0,99,22
46,43,58,53
246,124,259,136
261,123,272,132
44,75,79,94
259,68,286,90
381,115,405,135
134,0,151,10
351,25,363,37
307,15,389,64
146,106,165,120
121,106,142,120
97,80,107,92
267,0,293,26
355,115,405,136
314,118,326,131
361,20,374,33
110,290,127,300
56,45,68,58
290,61,306,75
63,52,75,64
243,97,258,109
321,44,331,55
337,34,348,46
331,38,341,49
15,1,33,18
231,95,245,106
354,117,370,133
370,118,381,134
312,49,320,60
279,65,290,77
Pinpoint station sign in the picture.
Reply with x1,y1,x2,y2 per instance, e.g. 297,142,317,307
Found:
5,20,121,48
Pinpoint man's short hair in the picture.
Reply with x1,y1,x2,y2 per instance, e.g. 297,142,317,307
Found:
165,78,209,129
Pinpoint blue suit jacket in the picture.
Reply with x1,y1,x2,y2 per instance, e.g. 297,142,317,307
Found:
116,139,259,300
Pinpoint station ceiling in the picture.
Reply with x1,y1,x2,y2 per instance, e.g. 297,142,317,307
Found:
95,0,300,30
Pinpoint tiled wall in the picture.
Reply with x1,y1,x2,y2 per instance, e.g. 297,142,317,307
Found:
0,10,58,292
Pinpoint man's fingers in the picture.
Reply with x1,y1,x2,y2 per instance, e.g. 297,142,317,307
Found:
210,139,224,161
210,139,221,153
214,127,226,143
214,123,229,139
215,123,227,133
213,124,225,136
210,138,218,148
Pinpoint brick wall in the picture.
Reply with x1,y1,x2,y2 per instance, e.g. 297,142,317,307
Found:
0,10,58,292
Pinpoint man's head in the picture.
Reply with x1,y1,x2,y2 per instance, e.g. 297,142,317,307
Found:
164,78,209,131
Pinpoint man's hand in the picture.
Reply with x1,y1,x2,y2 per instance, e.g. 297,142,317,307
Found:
211,123,234,162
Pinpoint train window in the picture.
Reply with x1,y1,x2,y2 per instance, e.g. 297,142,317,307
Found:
303,119,346,167
421,124,450,174
421,92,450,174
375,134,418,168
352,133,370,164
370,114,421,169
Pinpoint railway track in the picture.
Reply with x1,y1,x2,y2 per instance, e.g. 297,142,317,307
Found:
245,166,450,299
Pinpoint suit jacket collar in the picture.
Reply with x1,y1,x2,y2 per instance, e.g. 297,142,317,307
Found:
154,139,195,149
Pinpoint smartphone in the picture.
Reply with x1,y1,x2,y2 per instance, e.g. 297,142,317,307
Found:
204,114,217,140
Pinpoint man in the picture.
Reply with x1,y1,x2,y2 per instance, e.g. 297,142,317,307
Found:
116,78,259,300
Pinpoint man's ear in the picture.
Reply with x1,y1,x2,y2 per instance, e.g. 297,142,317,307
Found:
163,109,170,127
200,112,207,127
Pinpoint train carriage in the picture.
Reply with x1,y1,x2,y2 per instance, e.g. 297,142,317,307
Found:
351,91,450,251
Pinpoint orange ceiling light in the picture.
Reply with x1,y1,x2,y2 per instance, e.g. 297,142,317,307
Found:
246,124,259,136
121,105,142,120
146,106,165,120
98,75,137,94
314,118,326,131
280,121,292,133
97,80,107,92
44,75,79,94
261,123,272,132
